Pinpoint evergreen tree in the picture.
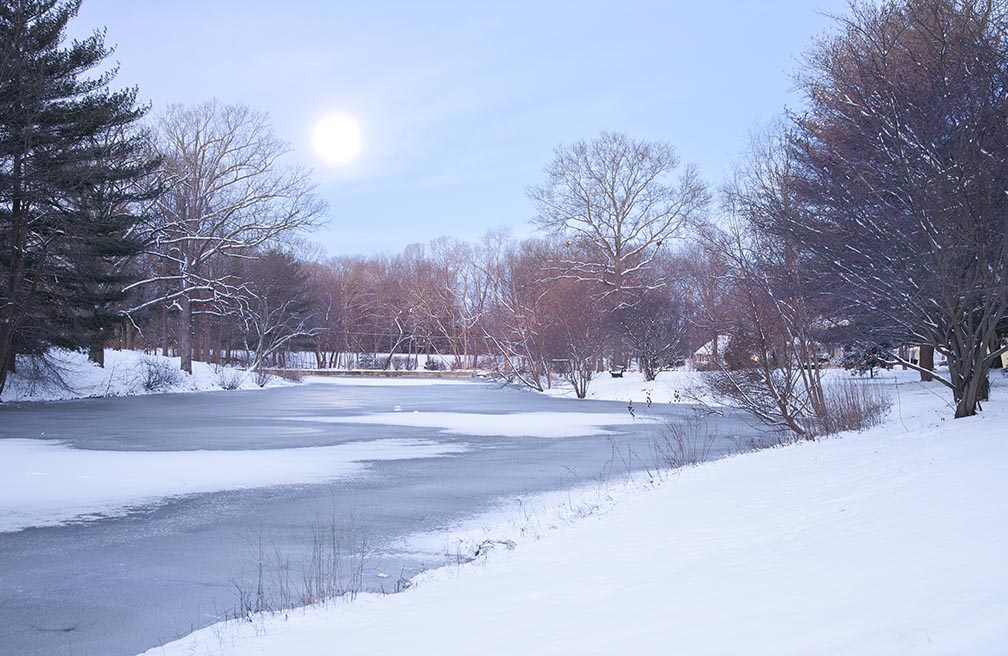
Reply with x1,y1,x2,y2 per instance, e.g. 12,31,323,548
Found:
0,0,156,394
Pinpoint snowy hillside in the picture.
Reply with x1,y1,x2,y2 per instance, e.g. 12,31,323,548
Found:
0,349,291,403
144,372,1008,655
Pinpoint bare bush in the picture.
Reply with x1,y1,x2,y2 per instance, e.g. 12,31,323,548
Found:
708,369,893,440
231,510,371,619
254,368,272,388
135,356,184,392
9,351,78,398
651,412,722,469
214,365,247,390
299,512,369,605
703,366,816,437
809,377,893,437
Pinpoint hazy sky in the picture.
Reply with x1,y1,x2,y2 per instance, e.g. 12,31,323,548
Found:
69,1,848,257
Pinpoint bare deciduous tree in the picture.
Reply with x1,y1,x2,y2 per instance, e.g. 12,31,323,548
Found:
615,280,691,382
528,131,708,305
786,0,1008,418
695,132,832,437
544,276,609,398
130,100,325,373
698,219,828,438
482,237,555,391
236,249,317,373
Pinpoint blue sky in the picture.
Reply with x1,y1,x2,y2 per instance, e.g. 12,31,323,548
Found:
71,1,848,256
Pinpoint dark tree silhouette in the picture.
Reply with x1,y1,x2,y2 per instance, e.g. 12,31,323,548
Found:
0,0,156,395
785,0,1008,417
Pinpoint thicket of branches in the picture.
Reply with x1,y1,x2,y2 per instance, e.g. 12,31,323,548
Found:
693,0,1008,428
296,233,699,398
782,0,1008,418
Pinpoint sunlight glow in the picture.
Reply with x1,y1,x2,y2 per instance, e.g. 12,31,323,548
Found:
312,114,362,165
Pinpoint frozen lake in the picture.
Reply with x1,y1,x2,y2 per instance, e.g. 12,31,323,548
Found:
0,377,755,656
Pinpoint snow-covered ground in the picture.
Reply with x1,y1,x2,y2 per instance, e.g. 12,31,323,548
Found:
301,376,475,387
540,369,710,405
143,370,1008,656
0,348,290,403
0,438,468,534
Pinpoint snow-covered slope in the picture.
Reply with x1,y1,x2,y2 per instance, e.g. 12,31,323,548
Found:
0,348,289,403
144,373,1008,656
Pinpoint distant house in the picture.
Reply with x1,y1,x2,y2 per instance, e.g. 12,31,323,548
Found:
689,335,730,369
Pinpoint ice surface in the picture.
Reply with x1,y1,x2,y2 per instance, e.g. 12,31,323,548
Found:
0,438,467,533
287,411,657,438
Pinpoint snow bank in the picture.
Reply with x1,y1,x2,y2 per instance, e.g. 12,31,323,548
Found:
303,376,478,387
0,348,290,403
289,411,658,438
540,369,710,405
541,366,940,413
145,372,1008,656
0,438,467,534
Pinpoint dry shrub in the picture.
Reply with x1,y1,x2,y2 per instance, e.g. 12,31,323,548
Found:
652,412,721,469
10,351,78,397
136,356,183,392
810,377,893,437
214,365,247,390
232,511,370,618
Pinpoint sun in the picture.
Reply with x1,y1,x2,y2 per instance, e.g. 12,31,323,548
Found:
312,114,362,166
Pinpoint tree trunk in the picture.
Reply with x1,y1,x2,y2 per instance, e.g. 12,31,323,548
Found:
643,358,656,382
951,350,989,418
161,303,170,357
88,343,105,367
204,317,214,363
0,328,15,396
955,373,986,418
192,314,202,363
125,321,136,350
87,309,107,366
179,294,193,374
918,344,935,382
989,336,1004,369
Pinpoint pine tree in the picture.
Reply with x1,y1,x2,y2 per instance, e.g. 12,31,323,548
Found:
0,0,156,394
